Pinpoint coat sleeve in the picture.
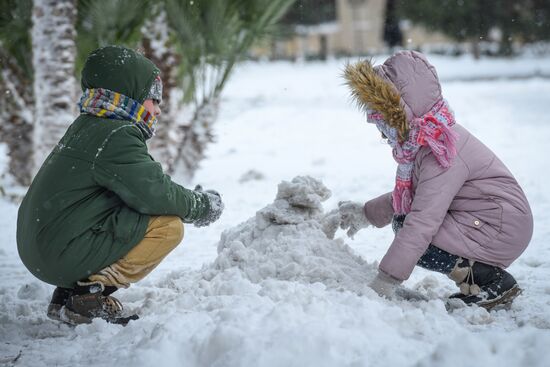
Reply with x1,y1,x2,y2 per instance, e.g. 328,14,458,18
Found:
379,151,469,280
91,125,209,222
364,192,394,228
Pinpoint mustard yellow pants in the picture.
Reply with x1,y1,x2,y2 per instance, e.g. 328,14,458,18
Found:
86,216,184,288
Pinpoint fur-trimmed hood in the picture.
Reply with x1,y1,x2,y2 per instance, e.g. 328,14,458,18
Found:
345,50,458,217
344,50,443,141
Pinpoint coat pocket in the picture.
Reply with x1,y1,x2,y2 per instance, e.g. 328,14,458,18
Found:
450,211,500,247
91,215,115,235
91,223,106,233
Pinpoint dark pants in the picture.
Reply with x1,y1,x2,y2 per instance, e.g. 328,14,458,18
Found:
392,215,459,274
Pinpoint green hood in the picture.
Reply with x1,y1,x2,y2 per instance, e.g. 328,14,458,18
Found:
81,45,159,103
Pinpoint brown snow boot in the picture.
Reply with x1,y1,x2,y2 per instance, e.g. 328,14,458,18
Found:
46,287,73,321
46,285,129,323
62,284,138,325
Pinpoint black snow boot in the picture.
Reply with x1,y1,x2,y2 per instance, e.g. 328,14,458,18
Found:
46,287,74,321
447,258,521,310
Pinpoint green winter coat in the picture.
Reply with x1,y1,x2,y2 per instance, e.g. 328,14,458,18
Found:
17,46,209,288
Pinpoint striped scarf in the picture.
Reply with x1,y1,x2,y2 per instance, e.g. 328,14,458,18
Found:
78,88,157,140
367,98,459,215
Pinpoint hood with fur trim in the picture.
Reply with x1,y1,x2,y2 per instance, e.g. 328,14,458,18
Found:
344,50,443,141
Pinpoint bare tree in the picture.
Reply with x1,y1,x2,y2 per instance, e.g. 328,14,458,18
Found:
32,0,78,173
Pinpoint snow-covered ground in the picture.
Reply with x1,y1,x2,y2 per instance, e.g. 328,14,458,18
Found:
2,54,550,367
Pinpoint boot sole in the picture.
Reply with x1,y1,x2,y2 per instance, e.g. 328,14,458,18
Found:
445,285,522,312
50,305,138,326
46,305,93,326
60,307,94,325
477,284,522,311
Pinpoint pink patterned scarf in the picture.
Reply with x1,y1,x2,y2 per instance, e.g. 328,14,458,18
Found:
367,99,459,215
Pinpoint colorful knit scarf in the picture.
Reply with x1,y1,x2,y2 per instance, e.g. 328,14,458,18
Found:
78,88,157,140
367,99,459,215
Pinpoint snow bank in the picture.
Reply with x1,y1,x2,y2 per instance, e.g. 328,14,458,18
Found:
2,175,550,367
416,327,550,367
211,176,374,293
125,176,550,367
126,176,454,367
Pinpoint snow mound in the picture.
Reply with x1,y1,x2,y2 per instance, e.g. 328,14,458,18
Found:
210,176,376,293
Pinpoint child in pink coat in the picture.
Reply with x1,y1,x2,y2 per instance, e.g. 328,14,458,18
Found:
339,51,533,310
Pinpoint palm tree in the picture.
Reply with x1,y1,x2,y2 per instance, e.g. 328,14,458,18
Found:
141,5,182,172
1,0,295,188
75,0,151,71
32,0,78,173
0,0,34,186
76,0,181,170
163,0,296,179
1,0,150,188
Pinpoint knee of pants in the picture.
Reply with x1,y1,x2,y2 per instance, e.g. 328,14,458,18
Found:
165,216,184,248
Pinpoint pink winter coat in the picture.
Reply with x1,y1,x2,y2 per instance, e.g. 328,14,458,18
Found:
363,52,533,281
365,124,533,281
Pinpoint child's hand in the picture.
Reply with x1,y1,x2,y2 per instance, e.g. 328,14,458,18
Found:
193,185,224,227
369,271,401,299
321,209,341,239
369,272,428,302
338,201,371,238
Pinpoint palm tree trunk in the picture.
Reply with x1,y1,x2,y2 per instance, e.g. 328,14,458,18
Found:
0,50,34,186
32,0,77,173
141,9,182,173
174,98,219,181
162,0,294,180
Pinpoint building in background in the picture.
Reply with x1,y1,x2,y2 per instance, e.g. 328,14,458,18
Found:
255,0,450,60
335,0,386,55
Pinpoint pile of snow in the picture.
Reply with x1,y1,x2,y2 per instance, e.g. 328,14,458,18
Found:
117,176,550,366
2,175,550,367
211,176,374,293
127,176,453,366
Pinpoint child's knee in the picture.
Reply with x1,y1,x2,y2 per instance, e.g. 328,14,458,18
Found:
165,216,184,247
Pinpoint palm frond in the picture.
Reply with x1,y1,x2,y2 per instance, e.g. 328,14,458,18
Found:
0,0,33,79
76,0,151,73
164,0,295,104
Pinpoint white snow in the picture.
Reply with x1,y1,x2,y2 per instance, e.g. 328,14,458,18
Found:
1,54,550,366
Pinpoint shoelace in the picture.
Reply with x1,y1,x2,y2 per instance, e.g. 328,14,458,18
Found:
459,261,481,296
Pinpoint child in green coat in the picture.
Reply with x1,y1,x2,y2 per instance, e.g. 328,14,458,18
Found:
17,46,223,325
